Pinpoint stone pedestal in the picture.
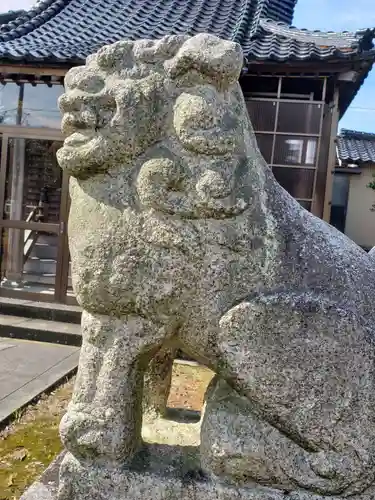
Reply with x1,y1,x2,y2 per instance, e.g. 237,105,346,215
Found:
21,444,375,500
20,409,375,500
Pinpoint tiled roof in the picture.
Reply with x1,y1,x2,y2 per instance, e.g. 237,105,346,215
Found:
337,129,375,164
0,10,26,26
0,0,372,65
263,0,296,26
248,19,375,61
246,20,375,116
0,0,294,63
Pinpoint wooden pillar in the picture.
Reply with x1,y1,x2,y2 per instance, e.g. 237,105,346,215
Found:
322,89,340,222
3,138,26,285
3,84,25,286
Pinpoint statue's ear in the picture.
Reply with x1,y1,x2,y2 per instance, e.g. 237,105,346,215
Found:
132,35,189,63
94,40,135,72
166,33,243,86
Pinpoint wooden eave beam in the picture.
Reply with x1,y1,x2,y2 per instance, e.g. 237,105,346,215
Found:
0,73,64,85
0,64,69,77
246,58,372,77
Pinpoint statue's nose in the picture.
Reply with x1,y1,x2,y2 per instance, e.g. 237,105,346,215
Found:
65,66,105,93
59,89,115,115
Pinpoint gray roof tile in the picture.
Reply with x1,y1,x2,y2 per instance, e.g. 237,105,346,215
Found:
247,19,375,61
337,129,375,164
0,0,373,65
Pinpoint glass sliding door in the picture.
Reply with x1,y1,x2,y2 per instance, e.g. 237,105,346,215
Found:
0,131,72,303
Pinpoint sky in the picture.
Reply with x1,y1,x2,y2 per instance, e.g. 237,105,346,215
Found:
294,0,375,133
2,0,375,133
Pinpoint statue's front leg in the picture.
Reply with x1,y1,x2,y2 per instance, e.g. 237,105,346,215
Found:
60,310,165,462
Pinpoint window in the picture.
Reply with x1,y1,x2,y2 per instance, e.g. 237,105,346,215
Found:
0,83,64,129
255,134,273,164
4,138,63,222
243,75,327,214
273,136,317,166
247,100,276,132
285,139,303,164
277,101,321,134
273,167,315,199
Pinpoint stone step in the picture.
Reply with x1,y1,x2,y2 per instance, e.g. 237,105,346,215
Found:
24,257,57,275
22,272,57,286
0,297,81,324
30,241,58,260
0,300,194,360
21,275,73,289
0,314,82,347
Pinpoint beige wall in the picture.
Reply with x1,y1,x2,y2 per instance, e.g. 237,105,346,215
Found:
345,164,375,248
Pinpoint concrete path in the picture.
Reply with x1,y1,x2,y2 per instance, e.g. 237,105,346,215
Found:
0,336,79,423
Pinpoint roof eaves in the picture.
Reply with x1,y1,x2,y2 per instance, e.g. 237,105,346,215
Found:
337,132,375,164
0,0,71,42
257,19,375,56
0,10,27,26
338,54,375,117
356,27,375,51
341,129,375,141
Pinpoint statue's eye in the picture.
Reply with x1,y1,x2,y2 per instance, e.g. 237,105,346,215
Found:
66,67,105,94
79,75,105,93
174,93,215,131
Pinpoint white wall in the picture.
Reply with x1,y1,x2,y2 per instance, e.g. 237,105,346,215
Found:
345,165,375,248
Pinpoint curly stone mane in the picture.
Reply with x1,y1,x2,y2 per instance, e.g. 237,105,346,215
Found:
58,34,265,219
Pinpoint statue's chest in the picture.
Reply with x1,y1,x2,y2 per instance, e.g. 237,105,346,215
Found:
70,204,264,316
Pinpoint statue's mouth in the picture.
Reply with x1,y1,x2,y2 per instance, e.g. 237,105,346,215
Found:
64,131,97,147
62,110,97,136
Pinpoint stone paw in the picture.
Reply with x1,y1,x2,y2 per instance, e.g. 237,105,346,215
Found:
59,408,138,461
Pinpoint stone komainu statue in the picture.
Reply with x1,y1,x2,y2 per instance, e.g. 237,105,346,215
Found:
57,33,375,498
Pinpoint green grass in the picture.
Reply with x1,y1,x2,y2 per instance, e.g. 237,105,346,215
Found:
0,418,63,499
0,378,73,500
